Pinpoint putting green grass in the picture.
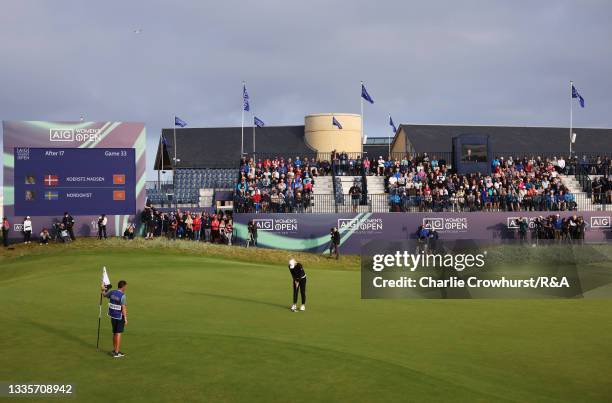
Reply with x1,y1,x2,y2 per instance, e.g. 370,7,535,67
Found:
1,239,611,402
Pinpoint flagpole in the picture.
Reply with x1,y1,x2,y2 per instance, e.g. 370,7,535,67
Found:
252,117,256,161
158,131,164,189
161,131,165,182
360,81,364,157
569,80,573,156
173,115,177,169
241,81,245,156
388,113,392,160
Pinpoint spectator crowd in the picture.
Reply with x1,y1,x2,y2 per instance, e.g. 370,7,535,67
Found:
234,156,328,213
384,154,578,212
140,206,235,244
514,214,587,242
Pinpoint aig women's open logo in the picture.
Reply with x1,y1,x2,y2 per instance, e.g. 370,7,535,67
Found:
50,128,100,143
337,218,383,234
422,217,468,232
253,218,298,233
16,147,30,161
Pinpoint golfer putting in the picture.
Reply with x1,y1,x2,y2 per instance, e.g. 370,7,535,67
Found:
288,258,307,312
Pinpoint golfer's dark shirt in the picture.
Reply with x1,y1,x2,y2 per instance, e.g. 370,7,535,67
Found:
289,263,306,280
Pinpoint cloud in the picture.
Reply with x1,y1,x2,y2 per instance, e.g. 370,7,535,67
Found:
0,0,611,180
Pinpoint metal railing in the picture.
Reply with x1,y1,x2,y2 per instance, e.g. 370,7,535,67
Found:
232,192,612,213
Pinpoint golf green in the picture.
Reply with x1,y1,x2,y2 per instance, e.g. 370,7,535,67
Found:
1,239,611,402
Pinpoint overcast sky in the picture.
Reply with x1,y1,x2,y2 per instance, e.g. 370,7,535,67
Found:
1,0,611,180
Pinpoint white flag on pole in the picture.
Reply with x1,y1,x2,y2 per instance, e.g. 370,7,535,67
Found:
102,266,111,286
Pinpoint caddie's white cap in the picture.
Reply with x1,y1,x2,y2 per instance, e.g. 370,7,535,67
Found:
288,258,296,269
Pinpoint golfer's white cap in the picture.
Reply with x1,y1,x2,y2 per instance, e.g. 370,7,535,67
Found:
288,258,296,269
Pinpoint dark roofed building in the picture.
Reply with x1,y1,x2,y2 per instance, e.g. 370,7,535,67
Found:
363,137,392,159
391,124,612,156
155,125,315,169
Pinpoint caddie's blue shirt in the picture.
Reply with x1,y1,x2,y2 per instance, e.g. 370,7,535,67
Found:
106,289,126,320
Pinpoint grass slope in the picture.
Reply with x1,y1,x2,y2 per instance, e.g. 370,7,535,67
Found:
1,239,611,402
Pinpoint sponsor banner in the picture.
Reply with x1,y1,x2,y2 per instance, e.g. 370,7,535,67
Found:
234,212,612,254
361,239,612,299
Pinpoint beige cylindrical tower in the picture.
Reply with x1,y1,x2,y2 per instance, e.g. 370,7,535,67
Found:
304,113,362,155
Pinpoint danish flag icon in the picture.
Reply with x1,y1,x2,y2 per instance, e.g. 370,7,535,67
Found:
44,174,59,186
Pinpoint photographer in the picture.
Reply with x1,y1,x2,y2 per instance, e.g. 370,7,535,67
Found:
123,224,135,240
59,224,71,243
247,219,257,247
62,211,76,241
329,227,340,259
98,214,107,239
39,228,50,245
518,217,528,242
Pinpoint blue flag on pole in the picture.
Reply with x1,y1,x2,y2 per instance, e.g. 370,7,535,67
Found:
243,84,250,111
254,116,265,128
332,116,343,129
572,84,585,108
389,115,397,133
174,116,187,127
361,84,374,104
161,135,168,146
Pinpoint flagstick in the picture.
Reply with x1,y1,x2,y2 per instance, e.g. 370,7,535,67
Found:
360,81,364,157
96,289,103,350
241,81,245,156
569,80,573,156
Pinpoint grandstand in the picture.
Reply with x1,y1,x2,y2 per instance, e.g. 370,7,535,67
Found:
149,118,612,212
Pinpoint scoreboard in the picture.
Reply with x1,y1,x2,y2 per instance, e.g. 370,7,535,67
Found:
14,148,136,216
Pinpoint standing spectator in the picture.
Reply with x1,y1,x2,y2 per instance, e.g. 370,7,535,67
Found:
203,213,211,242
210,215,220,243
98,214,108,239
193,214,202,241
62,212,76,241
377,156,386,176
185,213,194,240
23,216,32,244
168,214,177,240
2,217,9,247
219,218,227,244
348,182,362,213
225,218,233,246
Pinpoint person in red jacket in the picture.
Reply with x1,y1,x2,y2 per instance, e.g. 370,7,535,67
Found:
210,215,220,243
252,190,262,213
192,214,202,241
